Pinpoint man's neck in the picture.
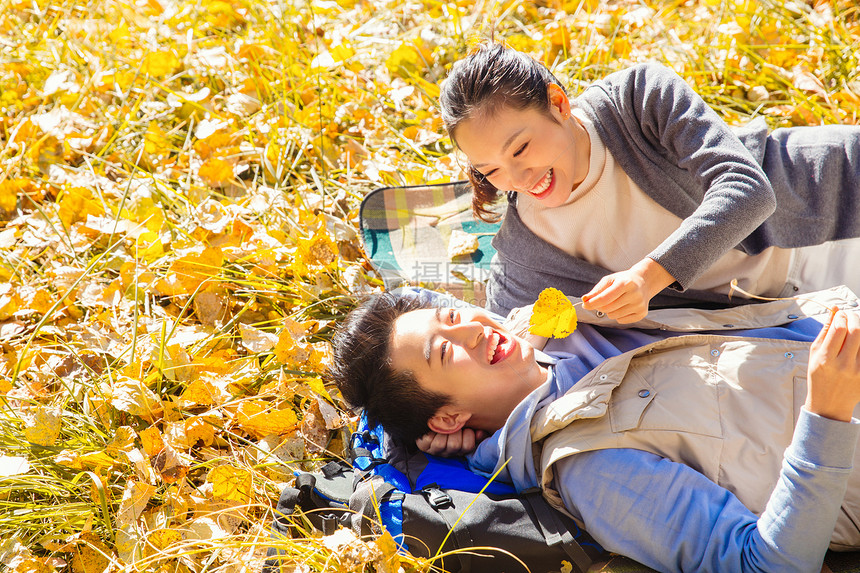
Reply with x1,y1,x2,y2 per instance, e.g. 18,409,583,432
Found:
534,348,558,365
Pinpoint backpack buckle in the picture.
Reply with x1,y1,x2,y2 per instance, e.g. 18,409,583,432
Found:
422,484,453,509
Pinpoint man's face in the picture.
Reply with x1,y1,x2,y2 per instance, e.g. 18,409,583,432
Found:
388,306,549,433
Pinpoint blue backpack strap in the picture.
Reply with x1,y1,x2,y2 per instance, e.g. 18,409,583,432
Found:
350,475,407,547
350,413,413,550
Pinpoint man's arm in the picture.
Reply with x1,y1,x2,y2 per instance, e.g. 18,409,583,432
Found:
556,414,857,573
556,309,860,572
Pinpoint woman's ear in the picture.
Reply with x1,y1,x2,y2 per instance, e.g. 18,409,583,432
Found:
428,407,472,435
547,83,571,121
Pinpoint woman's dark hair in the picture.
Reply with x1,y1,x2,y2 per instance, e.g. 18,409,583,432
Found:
327,292,452,443
440,43,566,222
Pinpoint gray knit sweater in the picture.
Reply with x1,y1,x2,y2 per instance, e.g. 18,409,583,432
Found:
487,63,860,316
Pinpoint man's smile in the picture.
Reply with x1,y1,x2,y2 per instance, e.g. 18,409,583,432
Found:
488,329,516,364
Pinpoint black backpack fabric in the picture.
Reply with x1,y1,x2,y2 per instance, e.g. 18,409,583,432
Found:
264,415,604,573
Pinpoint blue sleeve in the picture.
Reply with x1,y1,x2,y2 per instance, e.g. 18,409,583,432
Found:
555,409,859,572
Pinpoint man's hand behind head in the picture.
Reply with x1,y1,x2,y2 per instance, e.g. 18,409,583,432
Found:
806,308,860,422
416,428,487,457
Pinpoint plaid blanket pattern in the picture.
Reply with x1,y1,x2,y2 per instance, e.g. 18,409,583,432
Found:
359,181,503,308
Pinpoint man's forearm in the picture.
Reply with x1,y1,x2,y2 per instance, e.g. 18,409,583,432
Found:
556,410,859,572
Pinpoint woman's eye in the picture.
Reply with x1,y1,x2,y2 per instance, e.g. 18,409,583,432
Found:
513,142,528,157
483,169,497,178
448,309,457,323
440,341,448,362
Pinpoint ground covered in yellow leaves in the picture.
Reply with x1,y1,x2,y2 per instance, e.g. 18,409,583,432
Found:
0,0,858,571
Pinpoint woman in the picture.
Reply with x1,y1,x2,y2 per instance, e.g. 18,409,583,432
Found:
439,43,860,320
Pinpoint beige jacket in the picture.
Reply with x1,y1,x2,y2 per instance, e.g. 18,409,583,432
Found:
507,286,860,546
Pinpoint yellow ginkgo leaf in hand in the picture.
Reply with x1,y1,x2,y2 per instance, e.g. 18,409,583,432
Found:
529,287,578,339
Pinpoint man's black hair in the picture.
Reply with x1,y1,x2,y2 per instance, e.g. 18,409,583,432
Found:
327,292,452,443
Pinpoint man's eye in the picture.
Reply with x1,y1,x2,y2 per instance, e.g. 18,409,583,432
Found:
440,341,448,362
513,142,528,157
448,309,457,323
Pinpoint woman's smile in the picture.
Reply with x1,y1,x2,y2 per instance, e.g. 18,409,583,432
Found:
453,99,590,210
527,168,555,199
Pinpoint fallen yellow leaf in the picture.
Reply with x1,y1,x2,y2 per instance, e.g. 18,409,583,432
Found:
145,528,182,556
235,400,299,438
142,50,180,77
170,247,223,294
70,532,110,573
0,178,25,212
139,426,164,457
23,407,61,446
198,157,234,187
58,187,104,229
208,465,252,503
117,480,157,527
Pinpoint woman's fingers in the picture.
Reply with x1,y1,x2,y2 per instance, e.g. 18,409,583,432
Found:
582,276,616,307
585,279,637,312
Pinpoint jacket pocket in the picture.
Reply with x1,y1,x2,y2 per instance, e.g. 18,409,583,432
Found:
609,364,724,438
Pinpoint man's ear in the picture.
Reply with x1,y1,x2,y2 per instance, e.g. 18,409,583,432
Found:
427,407,472,435
547,83,571,122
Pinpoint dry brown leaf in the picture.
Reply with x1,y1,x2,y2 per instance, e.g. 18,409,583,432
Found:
117,481,157,527
239,323,278,353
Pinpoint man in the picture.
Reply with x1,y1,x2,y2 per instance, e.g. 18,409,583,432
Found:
329,287,860,572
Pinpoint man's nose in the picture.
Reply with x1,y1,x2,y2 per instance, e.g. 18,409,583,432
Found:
445,322,484,349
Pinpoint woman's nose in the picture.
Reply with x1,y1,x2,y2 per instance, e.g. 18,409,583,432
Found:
509,164,533,193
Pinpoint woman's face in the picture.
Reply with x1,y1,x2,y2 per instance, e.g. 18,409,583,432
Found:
453,90,590,208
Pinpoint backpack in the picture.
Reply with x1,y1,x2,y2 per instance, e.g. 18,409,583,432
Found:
264,414,604,573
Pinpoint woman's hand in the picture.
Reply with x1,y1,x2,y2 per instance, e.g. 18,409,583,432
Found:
805,308,860,422
416,428,487,457
582,258,675,324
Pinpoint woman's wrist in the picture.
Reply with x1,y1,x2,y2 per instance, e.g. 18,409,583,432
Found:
633,258,675,297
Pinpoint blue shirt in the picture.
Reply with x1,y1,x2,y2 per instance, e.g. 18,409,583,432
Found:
470,320,860,572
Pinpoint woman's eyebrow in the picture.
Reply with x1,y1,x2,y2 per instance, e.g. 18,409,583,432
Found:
423,307,442,364
471,127,526,168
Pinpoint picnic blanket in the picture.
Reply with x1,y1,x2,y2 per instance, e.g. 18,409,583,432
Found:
359,181,502,308
358,182,860,573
